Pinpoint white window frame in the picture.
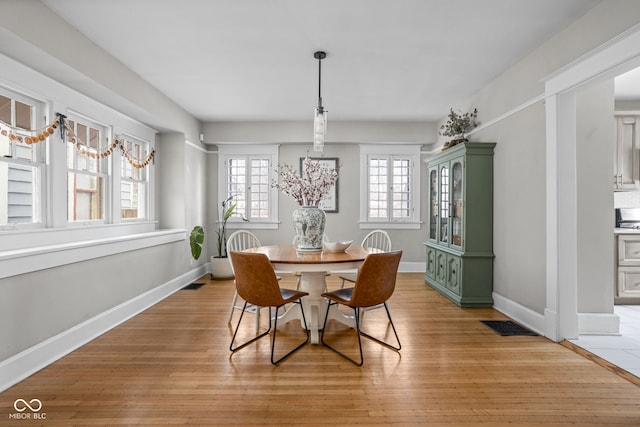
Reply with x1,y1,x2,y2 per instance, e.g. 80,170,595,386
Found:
359,144,421,229
218,144,279,230
118,133,150,222
0,86,46,231
65,111,111,225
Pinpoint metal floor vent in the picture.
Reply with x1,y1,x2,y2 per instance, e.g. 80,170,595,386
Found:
183,283,205,290
481,320,538,336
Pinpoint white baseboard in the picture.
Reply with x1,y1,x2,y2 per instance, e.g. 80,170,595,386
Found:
399,261,425,272
578,312,620,335
0,265,208,393
492,292,546,336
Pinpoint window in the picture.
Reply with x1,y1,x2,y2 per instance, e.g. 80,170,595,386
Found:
66,115,109,222
120,135,149,220
359,145,421,229
218,145,278,229
0,88,45,228
0,59,159,269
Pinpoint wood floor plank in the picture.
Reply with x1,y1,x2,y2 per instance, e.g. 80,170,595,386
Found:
2,273,640,426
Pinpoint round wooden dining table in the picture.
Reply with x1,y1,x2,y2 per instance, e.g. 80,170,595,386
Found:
243,244,381,344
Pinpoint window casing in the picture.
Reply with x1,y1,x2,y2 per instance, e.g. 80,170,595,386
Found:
0,88,45,229
359,144,421,229
66,115,109,223
120,135,149,220
218,145,278,229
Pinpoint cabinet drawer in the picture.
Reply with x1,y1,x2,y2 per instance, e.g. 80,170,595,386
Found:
446,254,461,295
618,267,640,298
425,246,436,279
618,235,640,264
435,250,447,283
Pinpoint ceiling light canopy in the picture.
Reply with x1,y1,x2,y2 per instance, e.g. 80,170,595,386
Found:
313,51,327,152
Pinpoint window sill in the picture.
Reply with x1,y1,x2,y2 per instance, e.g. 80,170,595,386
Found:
359,221,422,230
0,227,185,279
226,221,279,230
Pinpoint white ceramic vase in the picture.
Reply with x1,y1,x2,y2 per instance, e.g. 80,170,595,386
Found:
292,205,326,251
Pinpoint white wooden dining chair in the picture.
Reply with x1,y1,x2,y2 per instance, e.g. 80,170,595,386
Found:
339,229,392,288
337,229,392,323
227,230,264,333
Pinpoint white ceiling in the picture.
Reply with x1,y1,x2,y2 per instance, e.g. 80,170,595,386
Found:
41,0,603,123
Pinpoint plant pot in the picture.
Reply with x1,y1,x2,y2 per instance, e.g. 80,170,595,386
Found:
210,256,234,279
449,137,468,148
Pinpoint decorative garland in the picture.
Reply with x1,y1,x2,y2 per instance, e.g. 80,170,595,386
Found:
0,114,155,169
118,140,155,169
0,116,60,145
61,117,155,169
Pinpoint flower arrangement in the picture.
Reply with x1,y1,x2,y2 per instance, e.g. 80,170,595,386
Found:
272,156,338,206
439,107,479,139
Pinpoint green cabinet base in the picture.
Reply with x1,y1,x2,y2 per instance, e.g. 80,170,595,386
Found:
424,245,493,307
424,274,494,307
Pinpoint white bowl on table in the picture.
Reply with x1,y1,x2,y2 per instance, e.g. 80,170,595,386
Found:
323,240,353,253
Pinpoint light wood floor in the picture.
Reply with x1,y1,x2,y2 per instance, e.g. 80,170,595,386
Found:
2,273,640,426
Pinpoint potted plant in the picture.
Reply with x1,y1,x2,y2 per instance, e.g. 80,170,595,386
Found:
210,196,247,279
439,107,479,150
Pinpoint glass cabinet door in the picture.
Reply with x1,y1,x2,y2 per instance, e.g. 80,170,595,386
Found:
439,165,449,244
429,168,438,240
451,159,463,248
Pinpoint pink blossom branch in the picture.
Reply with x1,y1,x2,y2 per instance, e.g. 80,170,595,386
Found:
272,157,338,206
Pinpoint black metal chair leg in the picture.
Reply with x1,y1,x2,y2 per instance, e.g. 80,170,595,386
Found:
320,301,365,366
321,302,401,366
271,300,310,364
230,301,271,353
358,302,401,351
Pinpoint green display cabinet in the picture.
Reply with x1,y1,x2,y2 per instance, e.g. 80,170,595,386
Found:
424,142,495,307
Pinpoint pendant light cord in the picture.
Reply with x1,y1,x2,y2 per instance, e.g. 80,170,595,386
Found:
314,51,326,113
318,56,322,110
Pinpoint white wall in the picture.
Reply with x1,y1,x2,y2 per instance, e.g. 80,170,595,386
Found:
0,241,187,362
203,120,437,265
205,121,435,144
474,104,548,314
576,80,615,315
157,133,187,230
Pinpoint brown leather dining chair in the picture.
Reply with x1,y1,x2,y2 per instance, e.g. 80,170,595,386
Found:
320,250,402,366
229,251,310,364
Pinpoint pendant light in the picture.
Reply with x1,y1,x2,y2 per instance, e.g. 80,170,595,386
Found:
313,51,327,152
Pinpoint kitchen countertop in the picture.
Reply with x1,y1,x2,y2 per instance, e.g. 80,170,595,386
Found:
615,228,640,234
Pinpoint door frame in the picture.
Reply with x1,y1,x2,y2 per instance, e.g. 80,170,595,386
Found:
544,23,640,341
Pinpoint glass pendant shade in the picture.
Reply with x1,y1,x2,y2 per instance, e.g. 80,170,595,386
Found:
313,107,326,152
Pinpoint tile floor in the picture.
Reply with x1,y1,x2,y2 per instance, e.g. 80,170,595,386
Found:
569,305,640,378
